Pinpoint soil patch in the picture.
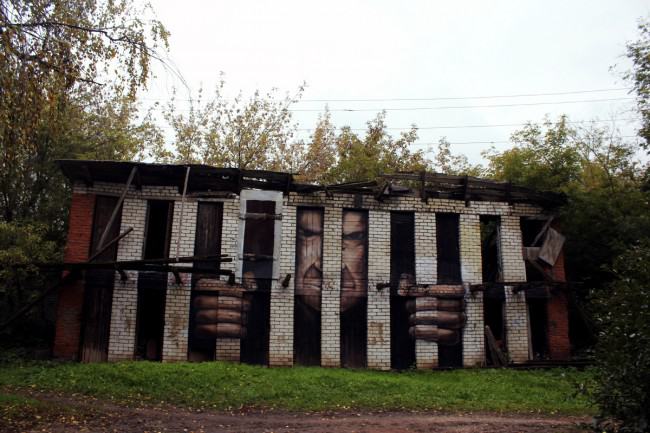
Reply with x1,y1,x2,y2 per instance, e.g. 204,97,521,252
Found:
1,391,592,433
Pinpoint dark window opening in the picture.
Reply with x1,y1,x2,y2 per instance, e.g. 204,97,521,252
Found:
528,298,549,360
241,291,270,365
438,343,463,368
136,200,174,361
135,275,166,361
240,200,275,365
390,212,416,370
294,296,321,365
521,218,545,247
242,200,275,280
341,298,367,368
391,296,414,369
480,215,501,283
143,200,174,260
81,195,121,362
188,291,218,362
341,209,368,368
521,218,546,281
483,297,506,366
436,213,461,284
189,202,223,362
390,212,416,286
294,208,323,366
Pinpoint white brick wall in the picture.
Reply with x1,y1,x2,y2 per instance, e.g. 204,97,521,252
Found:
220,198,240,274
108,197,146,361
415,212,437,285
214,198,242,361
460,214,484,367
269,203,296,366
367,211,391,370
415,296,438,369
215,338,240,362
82,180,544,369
505,287,530,363
321,207,342,367
500,215,530,362
414,213,438,368
162,200,197,362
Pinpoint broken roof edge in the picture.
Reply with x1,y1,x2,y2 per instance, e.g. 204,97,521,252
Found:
57,159,566,208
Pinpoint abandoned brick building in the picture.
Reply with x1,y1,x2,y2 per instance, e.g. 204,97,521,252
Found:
53,160,570,369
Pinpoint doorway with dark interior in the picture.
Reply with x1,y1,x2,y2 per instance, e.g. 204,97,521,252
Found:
135,200,173,361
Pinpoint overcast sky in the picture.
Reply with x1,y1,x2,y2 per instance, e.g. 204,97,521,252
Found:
143,0,649,164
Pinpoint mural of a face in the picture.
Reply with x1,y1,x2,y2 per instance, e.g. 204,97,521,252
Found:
341,210,368,311
295,208,323,311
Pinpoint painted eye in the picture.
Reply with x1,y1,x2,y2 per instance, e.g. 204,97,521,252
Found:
300,228,321,238
344,231,365,241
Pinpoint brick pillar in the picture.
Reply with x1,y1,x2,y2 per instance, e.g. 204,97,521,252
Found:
500,215,529,363
269,204,296,367
460,214,484,367
162,201,197,362
367,211,391,370
215,339,240,361
415,212,438,368
415,298,438,369
216,198,241,360
108,198,147,361
321,207,342,367
53,192,96,360
547,250,570,360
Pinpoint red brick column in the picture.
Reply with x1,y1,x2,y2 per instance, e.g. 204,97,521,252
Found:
547,250,570,360
53,193,95,360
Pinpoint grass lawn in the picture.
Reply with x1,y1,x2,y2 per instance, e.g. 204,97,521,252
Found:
0,361,594,415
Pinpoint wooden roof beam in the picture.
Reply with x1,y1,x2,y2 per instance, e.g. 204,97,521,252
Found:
96,165,137,252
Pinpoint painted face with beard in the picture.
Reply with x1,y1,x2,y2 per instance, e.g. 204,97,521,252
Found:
295,209,323,310
340,211,367,312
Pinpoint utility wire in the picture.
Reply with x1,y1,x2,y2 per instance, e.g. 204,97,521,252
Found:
140,87,632,103
296,87,632,102
147,97,635,114
288,97,635,112
411,135,640,148
293,117,640,132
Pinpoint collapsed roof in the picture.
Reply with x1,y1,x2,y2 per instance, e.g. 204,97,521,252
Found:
57,159,565,207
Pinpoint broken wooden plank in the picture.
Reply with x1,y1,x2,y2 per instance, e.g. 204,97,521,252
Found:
174,166,191,259
88,227,133,262
96,165,137,252
531,216,555,247
485,325,508,367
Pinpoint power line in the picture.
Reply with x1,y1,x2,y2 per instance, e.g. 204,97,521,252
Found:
293,117,640,132
139,87,632,104
144,97,635,115
411,134,640,148
296,87,632,103
289,97,635,112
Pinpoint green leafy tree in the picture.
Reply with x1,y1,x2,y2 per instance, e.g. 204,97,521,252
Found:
0,0,169,226
431,138,484,177
0,0,168,349
483,116,583,192
626,18,650,149
593,241,650,433
322,112,429,183
152,81,304,170
0,221,61,347
287,110,337,183
484,114,648,299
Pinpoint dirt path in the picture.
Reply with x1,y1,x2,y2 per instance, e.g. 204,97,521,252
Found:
1,391,592,433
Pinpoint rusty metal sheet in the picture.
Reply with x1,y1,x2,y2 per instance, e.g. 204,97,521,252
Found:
538,228,565,266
